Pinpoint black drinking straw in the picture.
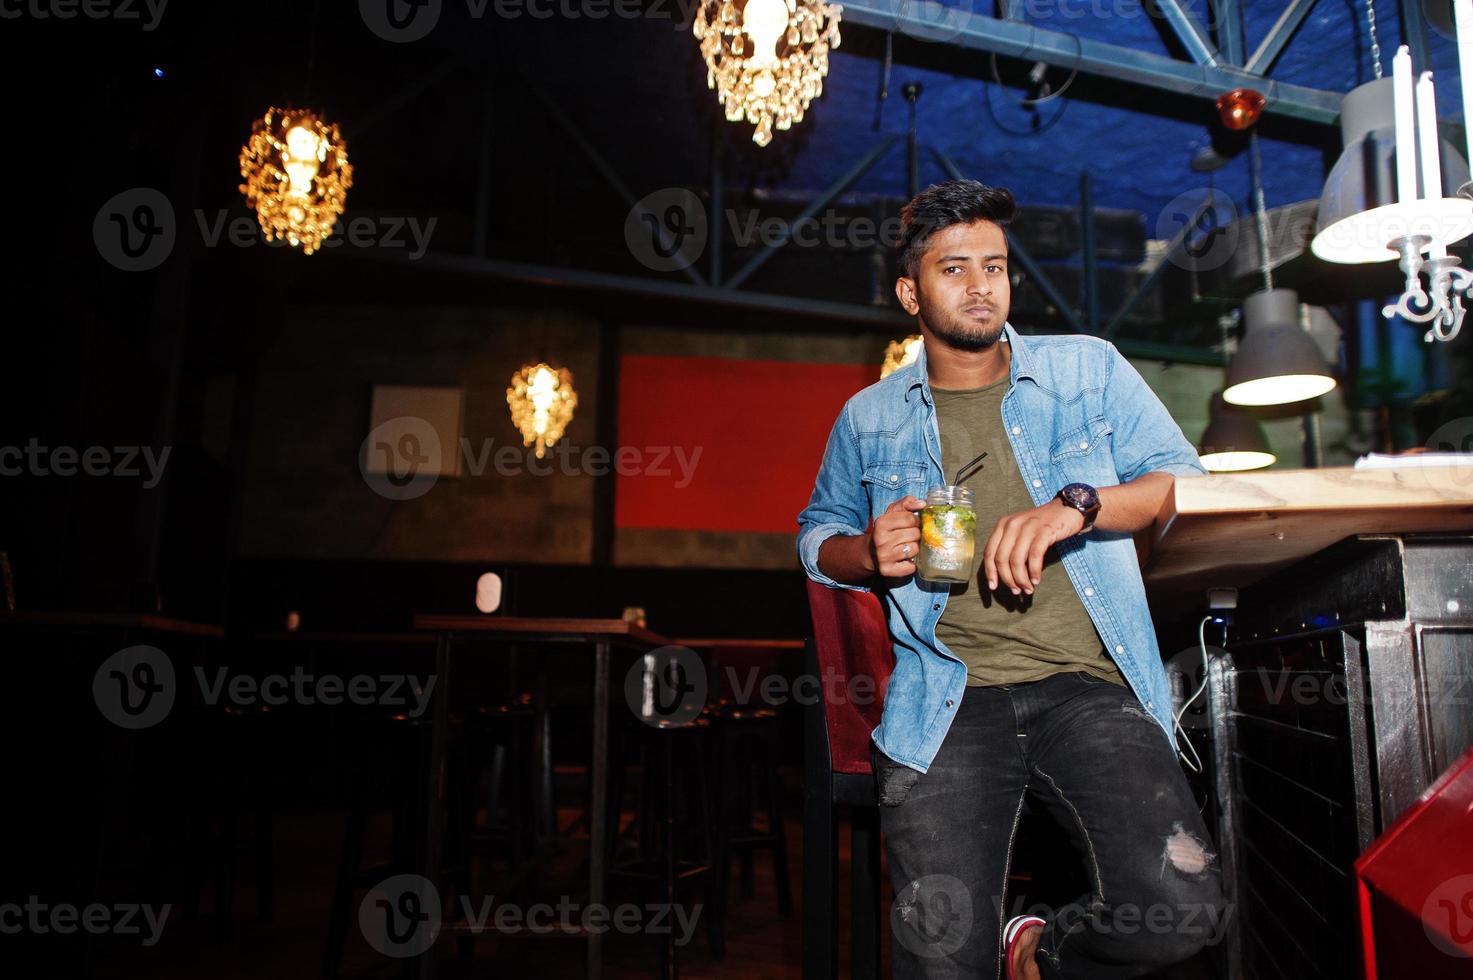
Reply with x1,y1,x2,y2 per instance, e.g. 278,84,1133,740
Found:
953,451,988,485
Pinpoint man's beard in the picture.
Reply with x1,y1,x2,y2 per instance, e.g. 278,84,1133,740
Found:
916,292,1005,352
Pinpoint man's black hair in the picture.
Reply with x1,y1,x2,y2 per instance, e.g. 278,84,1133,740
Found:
898,180,1017,279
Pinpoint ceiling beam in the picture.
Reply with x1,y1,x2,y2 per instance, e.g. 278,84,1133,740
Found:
322,249,1227,365
839,0,1343,125
1154,0,1222,66
1245,0,1319,76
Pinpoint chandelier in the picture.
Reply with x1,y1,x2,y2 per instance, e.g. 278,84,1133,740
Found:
507,363,577,459
239,107,353,255
879,334,922,378
693,0,842,147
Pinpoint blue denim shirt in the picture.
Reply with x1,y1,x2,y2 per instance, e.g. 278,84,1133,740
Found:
796,324,1206,772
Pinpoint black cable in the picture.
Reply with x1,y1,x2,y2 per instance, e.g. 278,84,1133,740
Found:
302,0,321,104
982,78,1070,136
873,29,894,132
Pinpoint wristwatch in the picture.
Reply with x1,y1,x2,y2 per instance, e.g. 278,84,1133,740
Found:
1056,482,1100,534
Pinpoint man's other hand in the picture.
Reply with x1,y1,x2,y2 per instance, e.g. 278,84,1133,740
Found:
982,499,1085,595
870,495,926,578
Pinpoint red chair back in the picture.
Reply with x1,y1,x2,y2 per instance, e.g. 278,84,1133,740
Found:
805,579,894,775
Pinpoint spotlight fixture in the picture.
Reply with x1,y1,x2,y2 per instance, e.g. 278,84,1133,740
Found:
238,107,353,255
693,0,841,146
1198,392,1276,472
1215,88,1265,131
1223,289,1337,407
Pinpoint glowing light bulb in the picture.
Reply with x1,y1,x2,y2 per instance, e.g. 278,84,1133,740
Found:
743,0,789,69
282,125,323,196
284,124,320,161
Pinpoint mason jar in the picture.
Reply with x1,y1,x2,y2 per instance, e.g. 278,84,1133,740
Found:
917,485,976,585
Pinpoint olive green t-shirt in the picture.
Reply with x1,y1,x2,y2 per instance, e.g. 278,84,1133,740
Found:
930,377,1124,688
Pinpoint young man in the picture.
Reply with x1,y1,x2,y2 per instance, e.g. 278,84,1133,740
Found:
796,180,1225,979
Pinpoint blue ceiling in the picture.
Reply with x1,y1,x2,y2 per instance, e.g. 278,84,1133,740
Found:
525,1,1468,227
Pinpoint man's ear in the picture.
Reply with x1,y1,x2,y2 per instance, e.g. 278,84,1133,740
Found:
895,276,919,315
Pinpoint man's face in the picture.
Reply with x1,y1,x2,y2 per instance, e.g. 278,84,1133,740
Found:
896,220,1011,352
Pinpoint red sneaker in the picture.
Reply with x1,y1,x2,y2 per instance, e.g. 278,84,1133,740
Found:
1003,914,1046,980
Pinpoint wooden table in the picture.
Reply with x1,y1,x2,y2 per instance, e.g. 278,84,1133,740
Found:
1143,464,1473,602
0,609,225,638
410,616,670,980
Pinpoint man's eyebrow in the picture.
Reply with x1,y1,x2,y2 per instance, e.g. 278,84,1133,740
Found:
934,253,1009,262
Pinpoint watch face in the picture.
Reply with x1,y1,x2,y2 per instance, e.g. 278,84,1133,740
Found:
1062,483,1098,509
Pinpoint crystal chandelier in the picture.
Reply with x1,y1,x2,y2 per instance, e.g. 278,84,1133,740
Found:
879,334,922,378
693,0,842,147
507,363,577,459
238,107,353,255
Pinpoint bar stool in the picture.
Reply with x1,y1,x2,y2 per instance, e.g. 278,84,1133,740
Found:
712,704,793,921
607,713,723,979
182,703,277,941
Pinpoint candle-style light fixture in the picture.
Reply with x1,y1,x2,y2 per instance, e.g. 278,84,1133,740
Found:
1312,29,1473,342
239,107,353,255
879,334,922,379
507,363,577,459
693,0,842,147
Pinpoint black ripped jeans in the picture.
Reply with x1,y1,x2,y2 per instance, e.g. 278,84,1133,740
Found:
876,671,1227,980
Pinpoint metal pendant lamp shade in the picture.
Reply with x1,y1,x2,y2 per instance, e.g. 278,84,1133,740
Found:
1198,392,1276,472
1312,77,1473,263
1223,288,1337,407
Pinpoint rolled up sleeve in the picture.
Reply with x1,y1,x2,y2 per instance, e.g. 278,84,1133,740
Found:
796,403,872,593
1104,344,1208,483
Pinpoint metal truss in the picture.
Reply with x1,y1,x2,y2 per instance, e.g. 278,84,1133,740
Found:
840,0,1343,124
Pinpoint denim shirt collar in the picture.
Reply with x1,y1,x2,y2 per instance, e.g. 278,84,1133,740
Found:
901,322,1034,406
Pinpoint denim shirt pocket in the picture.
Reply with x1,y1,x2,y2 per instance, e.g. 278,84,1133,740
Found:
1048,416,1115,482
861,461,929,513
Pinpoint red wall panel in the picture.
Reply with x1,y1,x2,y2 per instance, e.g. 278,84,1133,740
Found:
615,355,876,534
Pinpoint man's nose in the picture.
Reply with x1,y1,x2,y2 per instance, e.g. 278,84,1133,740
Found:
967,274,992,296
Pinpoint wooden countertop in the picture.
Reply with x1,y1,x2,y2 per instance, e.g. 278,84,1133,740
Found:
411,615,669,649
1143,464,1473,601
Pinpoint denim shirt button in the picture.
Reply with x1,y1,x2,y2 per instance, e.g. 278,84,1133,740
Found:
890,474,899,483
1115,644,1124,654
1084,587,1095,597
1032,479,1042,488
945,698,954,708
1012,426,1021,435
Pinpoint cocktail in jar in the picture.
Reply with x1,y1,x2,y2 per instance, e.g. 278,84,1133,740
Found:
917,485,976,584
